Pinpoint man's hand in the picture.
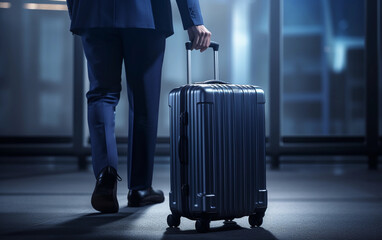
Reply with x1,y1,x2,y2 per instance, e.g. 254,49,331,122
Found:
187,25,212,52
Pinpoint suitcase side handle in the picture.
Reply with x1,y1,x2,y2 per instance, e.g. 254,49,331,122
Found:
185,41,220,85
195,80,228,84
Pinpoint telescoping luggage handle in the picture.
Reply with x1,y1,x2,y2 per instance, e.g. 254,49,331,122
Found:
185,41,227,85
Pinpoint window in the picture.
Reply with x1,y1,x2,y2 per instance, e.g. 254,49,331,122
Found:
281,0,366,136
0,0,73,136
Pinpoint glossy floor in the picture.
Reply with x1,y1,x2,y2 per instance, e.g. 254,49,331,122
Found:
0,160,381,240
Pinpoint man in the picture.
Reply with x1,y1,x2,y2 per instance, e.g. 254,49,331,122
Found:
66,0,211,213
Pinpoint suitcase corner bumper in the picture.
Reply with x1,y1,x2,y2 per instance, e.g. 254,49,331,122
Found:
256,189,268,208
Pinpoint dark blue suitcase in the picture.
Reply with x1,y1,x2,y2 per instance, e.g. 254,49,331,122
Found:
167,42,267,233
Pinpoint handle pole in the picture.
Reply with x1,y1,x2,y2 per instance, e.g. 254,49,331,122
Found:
185,41,220,84
214,50,219,80
187,49,191,85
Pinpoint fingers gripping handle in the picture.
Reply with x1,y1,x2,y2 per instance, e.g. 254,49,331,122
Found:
185,41,220,84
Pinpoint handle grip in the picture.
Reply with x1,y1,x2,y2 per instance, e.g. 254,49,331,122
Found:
185,41,220,51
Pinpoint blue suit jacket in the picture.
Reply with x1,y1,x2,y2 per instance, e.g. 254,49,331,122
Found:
66,0,204,37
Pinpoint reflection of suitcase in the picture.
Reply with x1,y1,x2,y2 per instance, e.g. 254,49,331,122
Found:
167,42,267,233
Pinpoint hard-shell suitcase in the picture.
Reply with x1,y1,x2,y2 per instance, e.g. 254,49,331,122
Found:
167,42,267,233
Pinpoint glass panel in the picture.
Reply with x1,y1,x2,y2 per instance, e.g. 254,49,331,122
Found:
0,0,74,136
281,0,366,136
380,68,382,136
380,26,382,137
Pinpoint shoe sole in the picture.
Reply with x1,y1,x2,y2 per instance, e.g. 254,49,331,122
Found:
91,194,119,213
127,196,165,208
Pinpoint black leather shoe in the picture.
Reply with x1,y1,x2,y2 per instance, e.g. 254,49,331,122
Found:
91,166,122,213
127,187,165,207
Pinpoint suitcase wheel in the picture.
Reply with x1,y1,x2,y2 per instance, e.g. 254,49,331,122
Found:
248,214,263,227
167,214,181,228
195,218,210,233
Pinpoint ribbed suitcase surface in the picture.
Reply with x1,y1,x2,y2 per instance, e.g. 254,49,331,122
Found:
167,42,267,232
168,84,267,227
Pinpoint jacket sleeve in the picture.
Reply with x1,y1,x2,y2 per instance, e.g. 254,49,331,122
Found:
66,0,73,20
176,0,204,30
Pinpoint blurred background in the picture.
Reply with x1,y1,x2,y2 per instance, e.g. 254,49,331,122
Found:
0,1,381,239
0,0,381,168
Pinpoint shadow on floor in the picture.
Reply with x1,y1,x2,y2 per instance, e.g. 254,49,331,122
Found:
0,169,84,180
3,206,145,239
161,221,278,240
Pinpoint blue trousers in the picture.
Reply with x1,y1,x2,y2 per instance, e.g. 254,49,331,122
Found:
81,29,165,190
